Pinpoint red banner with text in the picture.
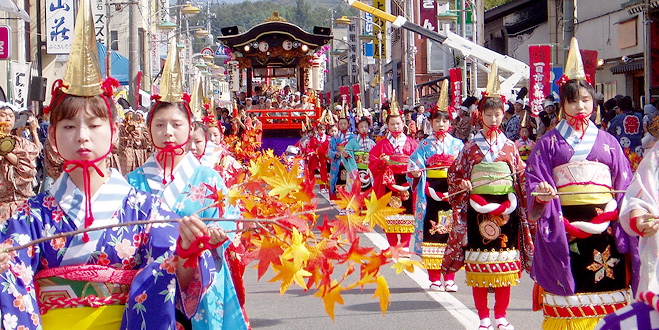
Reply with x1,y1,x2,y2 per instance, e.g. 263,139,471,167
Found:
352,84,360,105
529,45,552,116
418,0,438,39
449,68,462,109
339,86,350,107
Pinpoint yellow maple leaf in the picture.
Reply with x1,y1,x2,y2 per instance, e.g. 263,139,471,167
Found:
373,275,391,315
281,228,310,269
269,258,312,294
363,192,404,230
262,161,302,198
391,257,423,274
248,157,273,180
345,271,377,291
313,280,344,321
226,186,244,208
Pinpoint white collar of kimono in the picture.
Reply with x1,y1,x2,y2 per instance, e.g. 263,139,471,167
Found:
556,119,598,162
386,132,407,153
475,130,507,162
141,151,200,208
428,134,458,156
49,168,132,266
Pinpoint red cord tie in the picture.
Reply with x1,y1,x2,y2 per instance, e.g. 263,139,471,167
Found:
176,236,220,269
567,113,590,136
434,131,447,140
156,146,185,184
63,160,105,243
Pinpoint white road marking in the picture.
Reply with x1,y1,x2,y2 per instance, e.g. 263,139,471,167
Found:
362,232,479,330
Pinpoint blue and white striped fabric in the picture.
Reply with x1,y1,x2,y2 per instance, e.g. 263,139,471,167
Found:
556,119,598,162
50,168,131,265
140,152,199,210
474,130,508,163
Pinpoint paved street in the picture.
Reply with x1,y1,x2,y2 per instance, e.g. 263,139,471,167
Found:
244,191,544,330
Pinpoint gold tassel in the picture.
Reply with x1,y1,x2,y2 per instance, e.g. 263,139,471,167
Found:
422,256,445,270
465,271,520,288
542,316,601,330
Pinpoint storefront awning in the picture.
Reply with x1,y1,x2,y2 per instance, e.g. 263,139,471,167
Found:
610,59,644,74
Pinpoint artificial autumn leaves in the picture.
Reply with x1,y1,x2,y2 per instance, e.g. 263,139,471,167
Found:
214,150,418,320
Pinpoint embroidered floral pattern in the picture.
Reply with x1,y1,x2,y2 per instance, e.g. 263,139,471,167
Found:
586,245,620,282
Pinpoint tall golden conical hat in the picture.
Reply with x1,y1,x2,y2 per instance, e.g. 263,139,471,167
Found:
159,39,184,103
520,110,528,128
485,60,501,99
340,101,347,119
595,105,602,125
327,109,335,126
389,91,401,117
62,0,103,96
301,120,307,132
356,100,363,118
305,115,312,128
436,79,450,113
564,37,587,81
319,109,329,125
189,77,204,120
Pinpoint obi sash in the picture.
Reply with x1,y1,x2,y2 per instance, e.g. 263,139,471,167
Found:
470,162,514,196
463,248,521,288
427,169,448,179
542,289,630,320
552,160,614,206
35,264,137,314
354,151,369,170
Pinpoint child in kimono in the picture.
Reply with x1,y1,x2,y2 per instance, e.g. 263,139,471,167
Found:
307,113,332,193
409,79,464,292
442,61,533,330
328,110,355,200
514,113,535,161
526,38,637,330
126,41,248,330
0,104,39,222
0,3,215,328
189,121,208,161
369,99,419,252
343,114,376,192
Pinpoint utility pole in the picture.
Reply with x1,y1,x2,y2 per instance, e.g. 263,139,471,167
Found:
329,9,334,106
129,0,139,109
106,1,111,76
644,0,651,105
407,0,415,106
459,0,467,99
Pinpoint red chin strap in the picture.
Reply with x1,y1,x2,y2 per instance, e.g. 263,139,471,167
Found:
434,129,448,140
148,98,193,184
51,81,117,243
566,112,590,136
390,130,402,138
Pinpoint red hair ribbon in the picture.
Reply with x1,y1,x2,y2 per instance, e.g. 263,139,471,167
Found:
101,77,120,97
44,79,69,115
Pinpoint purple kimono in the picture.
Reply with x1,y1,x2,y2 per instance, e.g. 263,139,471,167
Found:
525,120,639,296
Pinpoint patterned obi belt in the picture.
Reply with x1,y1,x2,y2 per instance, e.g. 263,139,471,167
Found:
542,289,631,320
469,162,517,216
35,264,137,314
464,249,521,288
354,151,369,170
422,241,447,270
427,168,448,179
552,160,617,238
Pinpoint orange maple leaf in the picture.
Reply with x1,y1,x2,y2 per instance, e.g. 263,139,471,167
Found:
363,191,404,230
329,214,370,242
339,237,374,264
252,236,284,280
313,280,344,321
269,258,312,294
374,275,391,315
262,161,302,199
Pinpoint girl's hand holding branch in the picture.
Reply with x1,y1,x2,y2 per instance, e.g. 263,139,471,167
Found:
534,182,557,203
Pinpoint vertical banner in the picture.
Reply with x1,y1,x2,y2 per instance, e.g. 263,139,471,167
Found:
580,49,598,85
227,61,240,92
419,0,437,39
11,62,31,108
46,0,75,54
449,68,462,108
652,20,659,87
0,26,12,60
311,55,326,91
529,45,552,116
339,86,350,106
327,92,331,107
352,84,360,105
92,0,105,43
304,67,312,90
373,0,386,59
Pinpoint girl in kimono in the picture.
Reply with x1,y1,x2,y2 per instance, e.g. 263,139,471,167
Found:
526,38,637,330
0,104,39,222
306,112,332,193
328,109,354,200
188,121,208,161
369,98,419,252
408,79,463,292
442,61,533,330
514,113,535,161
126,40,247,330
0,3,215,328
343,104,376,192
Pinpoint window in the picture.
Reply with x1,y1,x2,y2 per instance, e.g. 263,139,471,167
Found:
619,18,637,49
111,31,118,50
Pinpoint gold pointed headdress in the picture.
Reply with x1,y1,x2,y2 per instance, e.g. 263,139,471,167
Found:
356,100,363,118
484,60,501,99
564,38,587,81
190,77,204,121
520,110,528,128
159,39,184,103
301,120,307,132
388,91,401,118
434,79,450,115
62,0,103,96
